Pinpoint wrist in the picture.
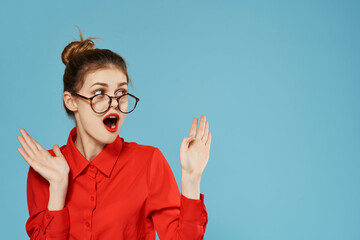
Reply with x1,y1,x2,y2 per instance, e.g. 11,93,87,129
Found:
48,182,68,211
181,171,201,183
49,181,68,191
49,175,69,188
181,171,201,200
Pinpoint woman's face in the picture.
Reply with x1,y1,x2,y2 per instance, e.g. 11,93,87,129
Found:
71,67,128,144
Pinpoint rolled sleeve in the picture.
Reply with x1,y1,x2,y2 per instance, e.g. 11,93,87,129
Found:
41,207,70,239
180,193,208,227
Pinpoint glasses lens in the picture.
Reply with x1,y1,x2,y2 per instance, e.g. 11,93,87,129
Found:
92,95,109,113
118,94,137,113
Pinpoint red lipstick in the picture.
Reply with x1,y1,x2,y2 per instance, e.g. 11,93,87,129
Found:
103,113,120,132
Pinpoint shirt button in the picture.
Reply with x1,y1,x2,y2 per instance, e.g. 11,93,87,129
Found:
89,165,94,169
90,196,95,201
46,213,51,219
85,221,90,227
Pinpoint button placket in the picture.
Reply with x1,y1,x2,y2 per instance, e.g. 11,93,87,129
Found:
85,164,97,236
90,179,97,209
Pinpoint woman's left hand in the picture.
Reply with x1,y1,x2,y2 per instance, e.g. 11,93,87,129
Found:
180,115,212,178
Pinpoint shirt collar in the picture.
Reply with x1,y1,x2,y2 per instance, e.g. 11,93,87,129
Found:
65,126,124,181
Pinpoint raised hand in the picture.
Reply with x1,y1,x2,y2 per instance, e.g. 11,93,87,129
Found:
17,128,70,185
179,115,212,178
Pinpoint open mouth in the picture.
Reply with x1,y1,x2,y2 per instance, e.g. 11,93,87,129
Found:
103,116,118,128
103,113,119,132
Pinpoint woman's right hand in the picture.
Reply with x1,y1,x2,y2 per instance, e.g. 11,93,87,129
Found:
17,128,70,186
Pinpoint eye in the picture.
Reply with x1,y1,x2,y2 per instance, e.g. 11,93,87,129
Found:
94,89,105,95
116,89,128,96
93,88,127,96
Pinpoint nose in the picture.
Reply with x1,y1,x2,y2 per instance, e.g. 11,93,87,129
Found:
109,96,119,109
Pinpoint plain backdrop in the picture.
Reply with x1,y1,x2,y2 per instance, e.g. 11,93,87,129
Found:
0,0,359,239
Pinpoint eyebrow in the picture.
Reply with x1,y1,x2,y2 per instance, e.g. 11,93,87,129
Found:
90,82,128,88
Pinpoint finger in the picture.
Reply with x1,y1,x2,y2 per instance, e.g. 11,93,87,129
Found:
20,128,39,153
18,147,43,173
188,117,198,138
31,136,46,151
195,115,206,140
205,132,212,150
180,136,194,150
17,147,41,172
17,135,35,159
53,144,64,157
17,147,32,165
202,120,209,142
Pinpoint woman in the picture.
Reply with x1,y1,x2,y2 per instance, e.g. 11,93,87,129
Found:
17,26,211,240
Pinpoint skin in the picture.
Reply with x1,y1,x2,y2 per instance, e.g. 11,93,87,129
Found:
17,66,212,213
63,66,128,161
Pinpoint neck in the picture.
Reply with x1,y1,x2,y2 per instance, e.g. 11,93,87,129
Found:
74,126,106,161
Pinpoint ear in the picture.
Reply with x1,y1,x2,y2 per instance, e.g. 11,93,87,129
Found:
63,91,78,112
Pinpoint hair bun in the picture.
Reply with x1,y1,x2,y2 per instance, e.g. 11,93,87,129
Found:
61,26,102,65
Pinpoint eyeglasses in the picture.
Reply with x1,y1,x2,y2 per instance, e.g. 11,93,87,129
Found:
71,91,140,114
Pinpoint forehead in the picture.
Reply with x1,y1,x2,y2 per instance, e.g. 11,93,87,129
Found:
84,68,127,88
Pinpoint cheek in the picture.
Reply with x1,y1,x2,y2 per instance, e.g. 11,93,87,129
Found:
120,113,126,121
78,106,101,125
118,116,124,123
117,114,126,127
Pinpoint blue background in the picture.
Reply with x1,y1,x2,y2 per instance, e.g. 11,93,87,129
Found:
1,0,359,239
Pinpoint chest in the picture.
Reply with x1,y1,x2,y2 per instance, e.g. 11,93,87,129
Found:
65,159,149,227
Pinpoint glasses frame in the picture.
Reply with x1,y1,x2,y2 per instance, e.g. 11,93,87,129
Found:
71,91,140,114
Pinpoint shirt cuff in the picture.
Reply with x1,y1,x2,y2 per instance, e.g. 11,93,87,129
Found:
180,193,208,225
41,207,70,237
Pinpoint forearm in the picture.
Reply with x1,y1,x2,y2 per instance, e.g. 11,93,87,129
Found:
48,181,68,210
181,171,201,200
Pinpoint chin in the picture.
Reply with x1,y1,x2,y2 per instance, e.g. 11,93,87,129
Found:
101,132,119,144
95,121,122,144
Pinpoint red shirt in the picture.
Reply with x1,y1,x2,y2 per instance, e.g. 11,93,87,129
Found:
25,126,208,239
